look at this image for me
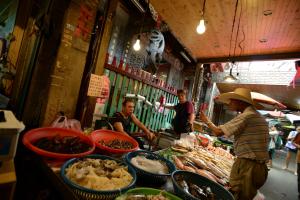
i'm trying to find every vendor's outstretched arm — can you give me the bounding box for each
[162,104,175,110]
[188,113,195,131]
[131,114,155,140]
[200,112,224,136]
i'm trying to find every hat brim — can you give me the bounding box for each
[217,92,254,105]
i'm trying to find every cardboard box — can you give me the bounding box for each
[0,110,25,161]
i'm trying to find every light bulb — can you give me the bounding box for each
[133,38,141,51]
[196,19,206,34]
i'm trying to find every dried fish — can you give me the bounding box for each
[176,175,217,200]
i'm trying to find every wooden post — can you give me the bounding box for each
[94,1,118,75]
[17,0,69,126]
[191,63,204,115]
[8,0,34,115]
[77,0,119,127]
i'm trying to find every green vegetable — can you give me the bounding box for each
[158,148,182,161]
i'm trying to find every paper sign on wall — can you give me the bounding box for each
[87,74,110,102]
[87,74,102,97]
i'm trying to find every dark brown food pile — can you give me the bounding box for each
[34,135,91,154]
[176,175,216,200]
[99,139,134,150]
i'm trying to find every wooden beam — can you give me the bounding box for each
[77,0,118,127]
[94,0,118,75]
[21,0,69,126]
[191,63,204,113]
[9,0,33,108]
[197,52,300,63]
[105,64,177,95]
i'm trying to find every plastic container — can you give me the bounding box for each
[171,170,234,200]
[91,130,139,154]
[61,154,136,200]
[0,110,25,161]
[115,187,182,200]
[22,127,95,159]
[124,150,176,184]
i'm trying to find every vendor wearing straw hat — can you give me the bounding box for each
[200,88,269,200]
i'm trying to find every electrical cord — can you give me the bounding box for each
[228,0,240,59]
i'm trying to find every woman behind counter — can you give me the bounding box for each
[162,89,195,135]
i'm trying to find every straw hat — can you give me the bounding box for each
[218,88,254,105]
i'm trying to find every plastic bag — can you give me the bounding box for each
[51,115,82,131]
[173,133,197,148]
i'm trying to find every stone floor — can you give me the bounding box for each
[260,149,298,200]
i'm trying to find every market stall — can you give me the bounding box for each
[102,54,179,133]
[20,126,234,200]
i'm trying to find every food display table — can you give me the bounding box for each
[36,155,175,200]
[18,128,234,200]
[29,155,80,200]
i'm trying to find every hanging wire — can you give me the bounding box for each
[138,1,148,34]
[228,0,239,58]
[238,27,246,56]
[224,0,240,82]
[233,0,243,57]
[233,0,243,78]
[237,0,246,56]
[202,0,207,16]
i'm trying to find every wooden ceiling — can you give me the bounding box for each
[151,0,300,62]
[217,83,300,110]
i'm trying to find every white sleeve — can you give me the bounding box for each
[287,131,295,139]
